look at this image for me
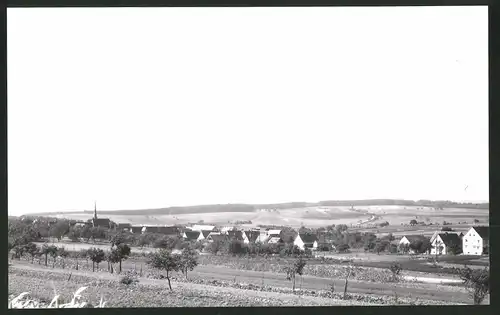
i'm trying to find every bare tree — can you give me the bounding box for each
[343,265,356,299]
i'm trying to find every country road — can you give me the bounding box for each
[9,259,480,304]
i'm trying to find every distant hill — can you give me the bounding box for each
[23,199,489,217]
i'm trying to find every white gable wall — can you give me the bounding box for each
[399,237,411,245]
[294,235,305,250]
[430,235,448,255]
[463,227,484,255]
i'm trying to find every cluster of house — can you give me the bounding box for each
[72,207,489,256]
[121,224,329,251]
[395,226,489,256]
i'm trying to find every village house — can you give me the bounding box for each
[244,230,260,244]
[183,230,203,241]
[116,223,132,231]
[197,230,213,241]
[73,221,89,228]
[207,233,229,243]
[267,236,284,244]
[227,230,246,242]
[190,225,216,232]
[220,226,237,234]
[430,232,462,255]
[266,229,283,244]
[430,231,464,244]
[92,218,112,229]
[130,226,144,234]
[90,202,112,229]
[294,233,319,251]
[398,235,429,254]
[316,234,334,251]
[257,228,270,243]
[462,226,489,255]
[141,226,180,237]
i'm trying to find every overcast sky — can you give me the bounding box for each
[8,7,488,215]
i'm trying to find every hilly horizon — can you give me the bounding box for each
[21,199,489,217]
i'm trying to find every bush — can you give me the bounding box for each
[336,244,350,253]
[120,275,139,285]
[389,263,402,282]
[459,266,489,305]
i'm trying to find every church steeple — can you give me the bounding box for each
[94,201,97,220]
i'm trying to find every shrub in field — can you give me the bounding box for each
[49,246,60,268]
[227,240,247,256]
[147,248,180,290]
[389,244,398,254]
[280,244,303,257]
[447,242,462,255]
[58,247,69,269]
[399,243,410,254]
[207,240,225,255]
[336,244,350,253]
[284,257,306,292]
[120,275,139,285]
[459,266,489,305]
[389,263,402,282]
[374,240,389,255]
[24,243,39,264]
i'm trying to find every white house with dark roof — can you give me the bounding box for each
[294,233,319,251]
[430,233,462,255]
[463,226,489,255]
[191,225,216,232]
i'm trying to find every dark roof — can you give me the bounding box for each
[403,235,428,243]
[117,223,132,228]
[245,230,260,243]
[438,233,461,246]
[267,236,284,243]
[472,226,489,239]
[130,226,144,233]
[299,233,318,244]
[201,230,212,238]
[146,226,179,235]
[184,230,201,240]
[209,234,228,242]
[93,218,111,227]
[228,230,244,241]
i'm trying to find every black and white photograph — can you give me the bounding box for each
[7,6,489,308]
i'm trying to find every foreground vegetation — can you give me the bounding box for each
[10,265,467,307]
[9,267,386,307]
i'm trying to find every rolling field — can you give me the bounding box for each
[49,205,489,229]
